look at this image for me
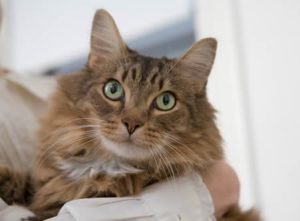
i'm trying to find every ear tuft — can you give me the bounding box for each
[174,38,217,90]
[89,9,127,65]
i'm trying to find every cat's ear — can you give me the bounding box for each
[174,38,217,90]
[89,9,128,66]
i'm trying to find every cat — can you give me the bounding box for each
[0,9,260,221]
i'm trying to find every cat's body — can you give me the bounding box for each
[0,9,259,221]
[29,52,222,219]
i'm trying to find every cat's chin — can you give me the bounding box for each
[100,136,158,160]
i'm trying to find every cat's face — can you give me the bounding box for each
[58,10,220,164]
[81,57,196,160]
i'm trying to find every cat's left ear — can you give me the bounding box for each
[174,38,217,91]
[88,9,128,67]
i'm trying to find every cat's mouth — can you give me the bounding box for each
[120,136,134,143]
[100,135,155,160]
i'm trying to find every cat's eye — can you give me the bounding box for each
[154,92,176,111]
[103,80,124,101]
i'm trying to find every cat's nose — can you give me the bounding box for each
[122,118,142,135]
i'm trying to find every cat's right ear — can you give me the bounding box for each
[88,9,128,67]
[173,38,217,91]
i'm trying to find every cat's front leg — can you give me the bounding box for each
[128,174,151,195]
[0,165,31,205]
[109,174,151,197]
[29,178,74,220]
[29,175,118,219]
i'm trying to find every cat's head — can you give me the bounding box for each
[57,10,222,166]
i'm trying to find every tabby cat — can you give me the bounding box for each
[0,9,259,221]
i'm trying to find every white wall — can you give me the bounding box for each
[1,0,191,73]
[195,0,300,220]
[239,0,300,220]
[0,0,10,66]
[195,0,258,209]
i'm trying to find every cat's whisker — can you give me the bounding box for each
[64,117,106,125]
[162,138,188,162]
[40,125,84,141]
[166,142,192,167]
[40,124,100,145]
[152,141,175,183]
[40,123,102,142]
[37,135,90,168]
[37,126,100,168]
[56,137,101,170]
[39,126,93,156]
[147,146,162,180]
[38,135,83,166]
[149,142,166,178]
[159,133,197,173]
[163,133,197,157]
[159,150,176,184]
[163,142,192,173]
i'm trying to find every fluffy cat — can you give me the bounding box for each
[0,9,259,221]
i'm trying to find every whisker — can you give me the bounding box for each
[163,133,196,156]
[152,141,174,183]
[37,125,101,168]
[147,147,162,180]
[40,123,101,142]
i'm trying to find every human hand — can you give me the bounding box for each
[202,161,240,218]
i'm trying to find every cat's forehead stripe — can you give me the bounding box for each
[120,58,169,86]
[121,67,128,82]
[131,67,136,80]
[159,78,164,90]
[150,73,158,84]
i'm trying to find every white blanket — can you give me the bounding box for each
[0,73,215,221]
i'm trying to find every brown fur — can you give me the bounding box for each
[0,9,260,221]
[0,166,33,205]
[219,207,261,221]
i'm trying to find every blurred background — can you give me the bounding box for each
[0,0,300,220]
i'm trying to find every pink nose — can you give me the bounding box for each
[122,119,141,135]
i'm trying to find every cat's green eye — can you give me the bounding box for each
[103,80,124,101]
[155,92,176,111]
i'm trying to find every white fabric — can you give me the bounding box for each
[0,73,56,172]
[0,199,34,220]
[47,174,215,221]
[0,73,215,221]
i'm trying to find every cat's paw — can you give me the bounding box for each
[111,174,149,197]
[0,166,16,204]
[0,165,26,204]
[130,175,150,195]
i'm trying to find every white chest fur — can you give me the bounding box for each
[58,157,142,180]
